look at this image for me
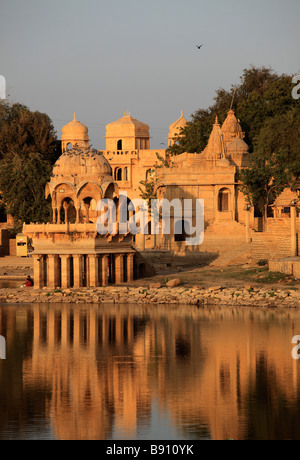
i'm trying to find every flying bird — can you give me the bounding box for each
[196,44,203,49]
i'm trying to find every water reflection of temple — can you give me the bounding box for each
[1,305,300,440]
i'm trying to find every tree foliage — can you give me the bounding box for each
[0,151,53,231]
[139,175,157,209]
[240,106,300,220]
[138,152,174,207]
[0,102,59,230]
[167,66,300,219]
[0,101,60,163]
[167,66,298,156]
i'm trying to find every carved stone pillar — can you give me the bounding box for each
[115,254,124,284]
[47,255,60,289]
[63,202,68,224]
[100,255,109,287]
[60,255,71,290]
[57,205,61,224]
[73,255,84,288]
[127,253,134,283]
[291,205,298,257]
[88,254,99,287]
[33,255,44,289]
[76,206,80,224]
[52,207,57,224]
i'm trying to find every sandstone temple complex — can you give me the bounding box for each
[22,108,300,288]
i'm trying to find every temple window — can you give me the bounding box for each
[117,140,123,151]
[115,168,122,181]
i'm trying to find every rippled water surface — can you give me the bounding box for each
[1,303,300,440]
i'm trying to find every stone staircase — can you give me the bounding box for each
[265,218,291,233]
[197,220,254,267]
[207,242,253,267]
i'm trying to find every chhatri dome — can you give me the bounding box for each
[50,147,112,186]
[61,113,90,152]
[168,111,188,146]
[46,147,116,224]
[105,112,150,151]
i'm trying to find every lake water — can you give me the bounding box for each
[1,302,300,440]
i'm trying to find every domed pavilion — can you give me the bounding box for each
[105,111,150,151]
[61,113,90,152]
[23,146,136,290]
[46,147,115,224]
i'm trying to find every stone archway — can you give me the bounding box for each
[79,197,98,223]
[60,198,76,223]
[114,167,123,181]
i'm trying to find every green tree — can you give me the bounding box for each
[167,66,298,156]
[165,66,300,224]
[0,151,53,231]
[240,107,300,224]
[0,102,59,231]
[138,152,173,205]
[0,101,60,163]
[139,174,157,207]
[167,109,214,156]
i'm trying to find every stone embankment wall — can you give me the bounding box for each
[251,233,292,262]
[1,284,300,308]
[269,258,300,278]
[250,218,300,262]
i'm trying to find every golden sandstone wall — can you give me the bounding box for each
[101,148,166,202]
[61,110,251,231]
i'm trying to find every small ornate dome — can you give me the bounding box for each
[227,137,249,155]
[169,111,188,132]
[61,113,89,151]
[62,113,89,138]
[168,111,188,146]
[217,157,231,168]
[51,147,112,184]
[106,112,150,137]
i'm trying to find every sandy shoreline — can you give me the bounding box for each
[0,256,299,308]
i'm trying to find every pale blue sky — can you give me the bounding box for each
[1,0,299,149]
